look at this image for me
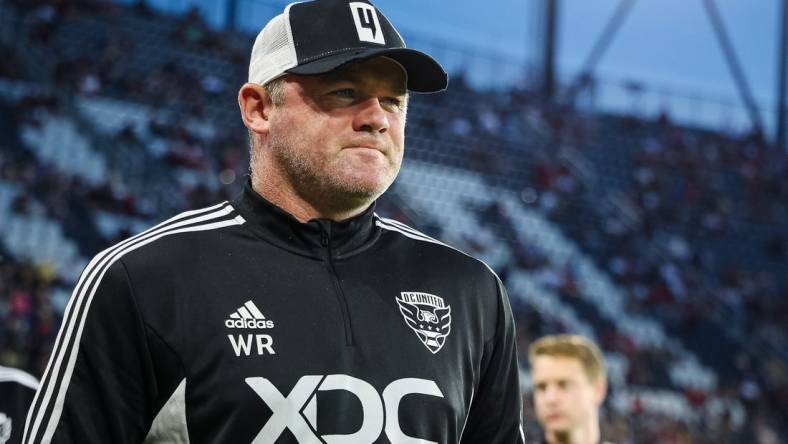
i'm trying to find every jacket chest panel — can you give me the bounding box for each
[167,256,475,443]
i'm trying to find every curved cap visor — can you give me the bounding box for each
[286,47,448,93]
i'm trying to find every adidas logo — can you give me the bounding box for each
[225,300,275,329]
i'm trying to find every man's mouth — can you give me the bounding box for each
[545,412,565,422]
[344,139,387,153]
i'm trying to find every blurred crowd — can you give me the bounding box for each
[411,57,787,441]
[0,247,58,376]
[0,1,785,442]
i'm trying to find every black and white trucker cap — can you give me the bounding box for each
[248,0,448,93]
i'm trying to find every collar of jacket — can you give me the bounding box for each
[231,180,380,259]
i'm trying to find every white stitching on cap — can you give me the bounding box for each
[299,47,389,63]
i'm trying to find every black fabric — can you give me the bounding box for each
[288,47,449,93]
[232,181,379,258]
[289,0,404,55]
[25,186,523,443]
[0,373,37,444]
[286,0,448,93]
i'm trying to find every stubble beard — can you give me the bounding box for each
[266,128,400,216]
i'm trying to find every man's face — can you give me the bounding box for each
[261,56,408,212]
[531,355,605,438]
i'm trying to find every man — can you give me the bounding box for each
[0,365,39,444]
[528,335,612,444]
[24,0,524,442]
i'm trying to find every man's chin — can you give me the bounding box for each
[335,173,395,198]
[346,187,387,207]
[548,429,572,444]
[543,418,572,435]
[322,180,386,206]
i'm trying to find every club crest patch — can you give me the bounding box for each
[396,292,451,354]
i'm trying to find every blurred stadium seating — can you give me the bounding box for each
[0,0,785,442]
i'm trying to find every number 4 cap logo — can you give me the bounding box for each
[349,2,386,45]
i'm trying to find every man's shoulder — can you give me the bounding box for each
[76,201,248,320]
[98,201,245,264]
[374,215,499,281]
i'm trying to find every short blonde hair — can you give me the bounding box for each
[263,77,287,106]
[528,334,606,382]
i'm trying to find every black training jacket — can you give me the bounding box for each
[23,183,524,444]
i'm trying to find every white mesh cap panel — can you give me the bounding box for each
[248,6,298,85]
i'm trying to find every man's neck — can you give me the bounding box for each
[251,174,368,223]
[545,423,600,444]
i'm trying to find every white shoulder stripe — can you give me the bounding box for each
[376,219,444,245]
[375,218,446,245]
[0,367,39,390]
[374,215,441,243]
[25,203,242,444]
[375,216,502,283]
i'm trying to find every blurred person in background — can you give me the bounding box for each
[529,334,613,444]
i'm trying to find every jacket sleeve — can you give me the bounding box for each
[460,275,525,444]
[23,259,179,444]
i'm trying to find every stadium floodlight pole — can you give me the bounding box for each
[702,0,765,135]
[225,0,238,31]
[571,0,637,92]
[542,0,559,101]
[777,0,788,151]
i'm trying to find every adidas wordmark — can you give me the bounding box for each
[225,301,275,329]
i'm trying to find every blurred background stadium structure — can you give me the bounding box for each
[0,0,786,442]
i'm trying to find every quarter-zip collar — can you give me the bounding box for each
[232,180,380,258]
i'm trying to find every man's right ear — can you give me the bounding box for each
[238,83,273,135]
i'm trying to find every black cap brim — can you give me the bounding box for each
[287,48,448,93]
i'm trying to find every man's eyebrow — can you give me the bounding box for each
[378,81,407,96]
[321,69,407,93]
[320,71,354,83]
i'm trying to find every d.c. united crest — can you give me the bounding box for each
[395,292,451,353]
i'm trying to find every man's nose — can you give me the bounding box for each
[352,98,389,134]
[543,385,561,404]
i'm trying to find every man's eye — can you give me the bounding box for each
[331,89,356,98]
[381,97,405,111]
[382,97,402,107]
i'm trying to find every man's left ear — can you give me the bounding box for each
[594,378,608,406]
